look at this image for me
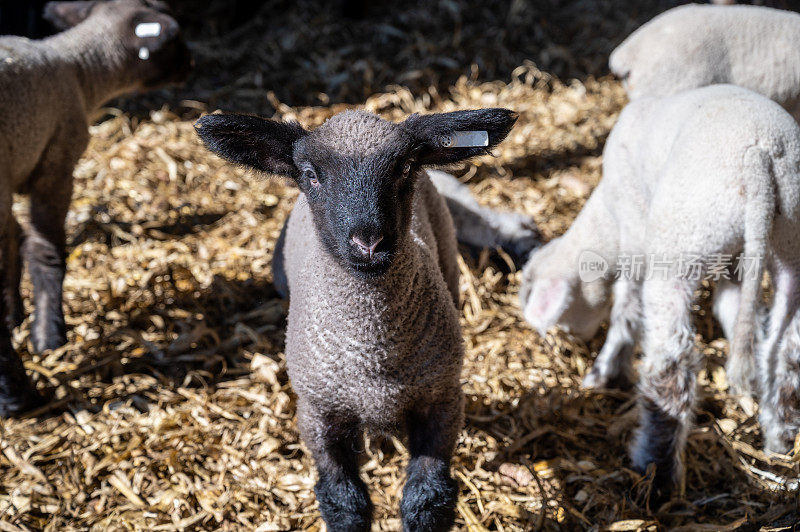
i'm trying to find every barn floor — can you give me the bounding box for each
[0,1,798,530]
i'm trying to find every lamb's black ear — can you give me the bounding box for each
[194,113,306,178]
[403,108,517,166]
[43,1,98,31]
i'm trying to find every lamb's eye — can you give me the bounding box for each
[304,167,320,188]
[402,160,413,176]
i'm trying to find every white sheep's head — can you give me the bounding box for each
[518,237,611,341]
[195,108,517,277]
[43,0,192,88]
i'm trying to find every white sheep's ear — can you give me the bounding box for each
[522,277,572,334]
[195,113,306,179]
[403,108,517,166]
[43,1,99,31]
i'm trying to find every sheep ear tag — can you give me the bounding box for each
[135,22,162,38]
[439,130,489,148]
[135,22,161,60]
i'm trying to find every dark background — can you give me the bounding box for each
[4,0,800,115]
[0,0,768,114]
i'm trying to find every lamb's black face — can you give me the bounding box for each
[292,118,417,277]
[195,107,518,278]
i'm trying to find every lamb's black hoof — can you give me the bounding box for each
[6,308,23,330]
[401,463,458,532]
[0,343,43,417]
[631,447,676,509]
[628,394,684,510]
[501,232,541,269]
[0,384,43,417]
[31,324,66,354]
[5,294,24,330]
[582,367,635,392]
[315,474,372,532]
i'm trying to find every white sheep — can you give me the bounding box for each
[610,3,800,120]
[197,108,517,531]
[519,84,800,495]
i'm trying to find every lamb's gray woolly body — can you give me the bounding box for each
[198,106,517,529]
[0,23,134,368]
[0,0,189,415]
[520,85,800,489]
[283,175,464,438]
[0,24,134,191]
[610,4,800,119]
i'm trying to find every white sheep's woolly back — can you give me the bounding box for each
[610,4,800,119]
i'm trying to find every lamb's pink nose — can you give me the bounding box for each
[351,235,383,259]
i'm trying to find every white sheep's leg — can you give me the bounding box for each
[713,276,741,344]
[631,274,701,498]
[401,393,464,532]
[712,275,759,394]
[297,402,372,532]
[758,259,800,454]
[427,170,540,265]
[583,279,640,391]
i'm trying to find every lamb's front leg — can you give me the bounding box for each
[26,186,70,353]
[0,330,39,416]
[583,279,640,391]
[299,404,372,532]
[401,395,463,532]
[0,198,41,415]
[631,276,700,498]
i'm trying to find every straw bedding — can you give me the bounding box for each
[0,1,797,530]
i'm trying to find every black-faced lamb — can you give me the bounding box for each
[196,108,517,531]
[270,168,540,297]
[0,0,191,415]
[610,4,800,120]
[519,85,800,495]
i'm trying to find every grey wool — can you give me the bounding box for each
[519,85,800,497]
[0,0,190,415]
[196,107,518,531]
[610,4,800,119]
[283,176,463,433]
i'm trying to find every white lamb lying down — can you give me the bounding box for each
[610,4,800,120]
[519,85,800,495]
[426,169,540,266]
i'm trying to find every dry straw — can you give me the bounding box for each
[0,66,796,531]
[1,0,798,528]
